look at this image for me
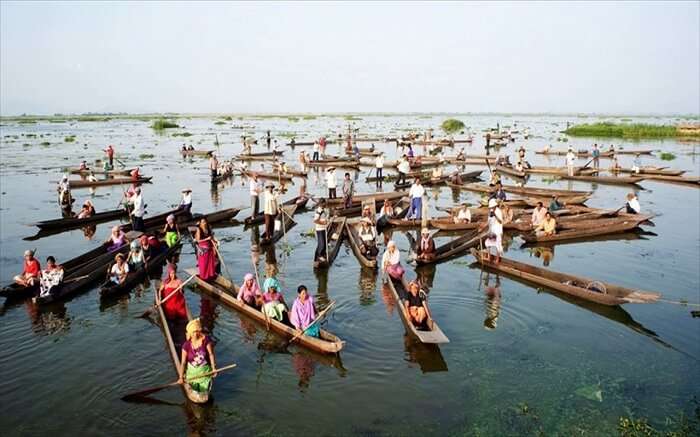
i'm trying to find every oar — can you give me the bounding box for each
[116,157,126,168]
[251,254,270,330]
[213,242,233,281]
[137,274,195,319]
[121,363,237,401]
[289,300,336,344]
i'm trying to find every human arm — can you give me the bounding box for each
[206,341,217,375]
[177,347,187,384]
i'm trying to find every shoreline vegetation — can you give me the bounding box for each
[564,122,700,139]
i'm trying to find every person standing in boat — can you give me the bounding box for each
[631,154,642,174]
[531,201,547,227]
[290,285,319,337]
[249,174,261,218]
[209,154,219,179]
[397,155,410,186]
[178,318,217,394]
[479,199,504,264]
[266,130,271,148]
[592,144,601,169]
[488,181,507,202]
[79,160,89,171]
[104,145,115,168]
[485,132,491,149]
[319,136,327,157]
[39,256,64,297]
[416,228,437,263]
[130,186,145,232]
[342,172,354,208]
[382,240,405,279]
[237,273,262,308]
[313,199,329,262]
[179,188,192,212]
[326,167,337,199]
[299,150,309,173]
[535,211,557,237]
[565,147,576,177]
[194,217,218,281]
[57,174,71,207]
[626,192,641,214]
[375,152,384,183]
[159,264,187,320]
[407,178,425,220]
[262,183,278,240]
[312,141,320,161]
[13,250,41,288]
[163,214,181,248]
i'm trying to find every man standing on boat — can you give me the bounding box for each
[480,198,504,264]
[312,141,320,161]
[407,178,425,220]
[249,174,261,217]
[342,172,354,208]
[179,188,192,212]
[130,186,145,232]
[375,152,384,184]
[592,144,600,169]
[326,167,337,199]
[397,155,410,186]
[313,199,329,262]
[565,147,576,176]
[209,153,219,179]
[262,183,278,240]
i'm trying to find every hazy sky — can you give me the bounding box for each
[1,1,698,115]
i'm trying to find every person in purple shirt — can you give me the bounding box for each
[290,285,319,337]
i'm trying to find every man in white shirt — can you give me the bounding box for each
[209,154,219,179]
[565,148,576,176]
[312,141,320,161]
[454,202,471,224]
[408,178,425,220]
[375,153,384,182]
[326,167,337,199]
[397,155,410,185]
[179,188,192,212]
[262,183,278,239]
[313,199,329,261]
[249,174,261,217]
[130,187,145,232]
[480,198,504,263]
[531,201,547,227]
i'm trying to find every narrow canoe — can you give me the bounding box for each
[239,151,284,157]
[271,164,308,178]
[120,207,191,233]
[68,168,134,176]
[34,208,129,231]
[559,174,645,185]
[641,174,700,187]
[535,149,654,157]
[414,229,487,266]
[260,204,298,246]
[181,149,214,157]
[155,282,211,403]
[244,196,309,225]
[520,215,651,243]
[67,176,153,189]
[494,165,526,179]
[469,249,660,305]
[188,271,345,354]
[211,170,234,184]
[524,166,598,176]
[307,159,360,168]
[345,220,378,269]
[323,191,403,207]
[455,182,591,198]
[242,170,294,182]
[313,217,347,268]
[383,274,449,344]
[614,167,685,177]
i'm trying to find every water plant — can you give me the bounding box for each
[344,115,362,121]
[659,152,676,161]
[139,153,155,159]
[64,136,76,142]
[214,121,226,125]
[150,119,179,130]
[441,118,465,134]
[564,122,695,139]
[287,116,299,122]
[172,132,193,137]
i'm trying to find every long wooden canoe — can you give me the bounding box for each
[211,169,234,184]
[155,281,211,403]
[469,249,660,306]
[260,204,297,246]
[614,167,685,176]
[345,220,378,268]
[120,207,191,233]
[313,217,347,268]
[67,176,153,189]
[307,158,360,168]
[244,196,309,225]
[383,274,449,344]
[34,208,129,231]
[188,271,345,354]
[100,243,181,298]
[414,229,487,266]
[524,166,598,176]
[494,165,526,179]
[641,174,700,187]
[559,174,645,185]
[535,149,654,157]
[181,149,214,157]
[455,182,591,198]
[68,168,134,176]
[242,170,294,182]
[323,191,403,207]
[520,215,651,243]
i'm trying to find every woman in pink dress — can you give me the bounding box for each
[194,217,218,281]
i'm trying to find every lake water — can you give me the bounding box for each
[0,114,698,436]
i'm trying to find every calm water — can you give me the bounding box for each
[0,114,698,436]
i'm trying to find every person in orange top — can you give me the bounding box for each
[104,145,115,167]
[14,250,41,287]
[159,264,187,321]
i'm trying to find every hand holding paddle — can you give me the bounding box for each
[137,274,195,319]
[289,300,336,344]
[121,363,237,401]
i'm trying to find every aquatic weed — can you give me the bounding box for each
[150,119,179,130]
[442,118,465,134]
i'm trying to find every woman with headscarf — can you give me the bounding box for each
[194,217,218,281]
[108,253,129,285]
[77,200,95,219]
[261,277,287,321]
[162,214,181,248]
[105,226,128,252]
[159,263,187,321]
[237,273,261,308]
[126,240,145,270]
[416,228,436,262]
[290,285,319,337]
[382,240,404,279]
[178,318,217,394]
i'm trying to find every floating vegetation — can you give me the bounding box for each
[214,121,226,125]
[659,152,676,161]
[75,116,111,122]
[222,116,232,121]
[40,142,50,146]
[441,118,465,134]
[172,132,192,137]
[64,136,76,142]
[48,119,66,123]
[24,133,36,138]
[139,153,155,159]
[344,115,363,121]
[278,132,296,138]
[564,122,696,139]
[287,116,299,122]
[150,119,179,130]
[18,120,36,124]
[302,115,317,120]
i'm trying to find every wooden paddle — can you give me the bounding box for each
[289,300,336,344]
[120,363,237,401]
[137,274,195,318]
[116,157,126,168]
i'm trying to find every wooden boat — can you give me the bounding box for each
[559,174,645,185]
[455,182,591,198]
[260,204,297,246]
[521,194,591,206]
[524,166,598,176]
[469,249,660,306]
[244,196,309,225]
[345,219,378,268]
[494,165,526,178]
[376,198,410,230]
[323,191,403,207]
[188,272,345,354]
[395,170,483,190]
[307,158,360,168]
[99,242,181,298]
[535,149,654,157]
[120,207,191,233]
[154,282,211,403]
[285,141,315,147]
[640,174,700,187]
[239,150,284,158]
[383,274,449,344]
[32,243,131,305]
[67,176,153,189]
[414,229,487,266]
[271,163,308,178]
[181,149,214,157]
[520,215,651,243]
[313,217,347,268]
[68,167,134,176]
[614,167,685,177]
[236,155,280,162]
[211,169,234,184]
[242,170,294,182]
[34,207,129,231]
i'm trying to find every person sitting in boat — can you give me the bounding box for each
[187,145,195,151]
[290,285,319,337]
[13,250,41,288]
[159,263,187,320]
[382,240,404,279]
[488,182,507,201]
[163,214,181,248]
[126,240,145,270]
[453,202,471,224]
[139,234,158,265]
[105,226,128,252]
[261,277,287,322]
[369,143,375,152]
[108,253,129,285]
[237,273,261,308]
[378,199,396,221]
[352,143,360,159]
[407,144,415,159]
[76,200,95,219]
[404,280,428,327]
[181,145,187,153]
[358,218,379,257]
[549,195,564,212]
[416,228,437,263]
[488,171,501,187]
[608,144,616,154]
[479,199,504,264]
[102,160,113,171]
[39,256,64,297]
[456,148,466,161]
[178,188,192,212]
[450,170,463,185]
[498,200,514,225]
[514,159,524,173]
[360,204,375,224]
[178,318,217,394]
[431,166,443,182]
[531,201,547,227]
[610,155,622,172]
[535,211,557,237]
[79,160,89,171]
[626,192,640,214]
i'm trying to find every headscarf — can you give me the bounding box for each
[263,277,281,293]
[130,240,140,250]
[237,273,261,300]
[140,235,149,246]
[166,214,175,223]
[186,318,202,340]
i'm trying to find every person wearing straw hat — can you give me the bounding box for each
[13,250,41,288]
[57,174,71,207]
[326,167,337,199]
[358,217,378,257]
[479,198,504,264]
[177,318,217,394]
[108,253,129,285]
[262,182,278,240]
[565,146,576,176]
[178,188,192,212]
[416,228,436,262]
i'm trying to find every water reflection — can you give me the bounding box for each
[313,266,330,307]
[358,267,378,305]
[26,301,71,336]
[528,246,555,266]
[403,336,448,373]
[482,272,502,331]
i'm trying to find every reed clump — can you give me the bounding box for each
[564,122,695,139]
[151,119,179,130]
[441,118,465,134]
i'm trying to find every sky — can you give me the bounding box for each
[1,1,698,116]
